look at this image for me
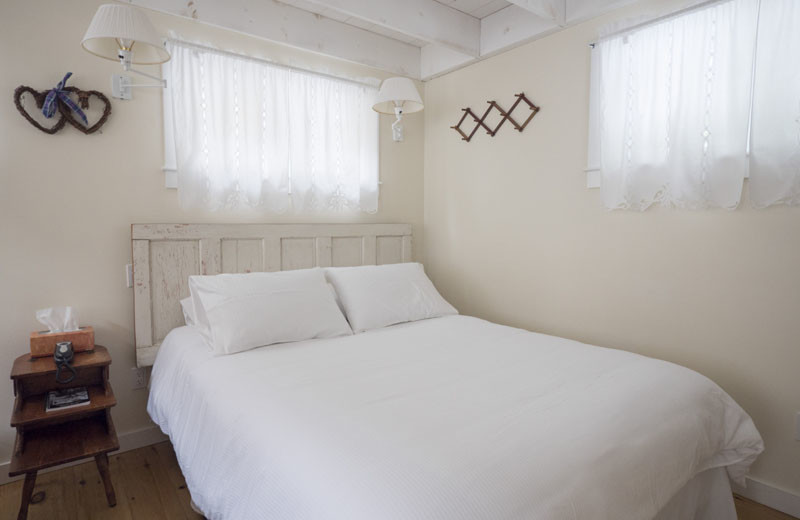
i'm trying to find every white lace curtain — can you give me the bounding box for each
[163,40,379,213]
[749,0,800,207]
[590,0,800,210]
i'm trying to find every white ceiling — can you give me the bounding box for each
[132,0,639,80]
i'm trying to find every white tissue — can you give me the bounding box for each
[36,306,79,333]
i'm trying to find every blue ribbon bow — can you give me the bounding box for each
[42,72,88,125]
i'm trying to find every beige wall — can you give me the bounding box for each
[424,0,800,496]
[0,0,424,467]
[3,0,798,500]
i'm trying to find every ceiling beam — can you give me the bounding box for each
[129,0,644,82]
[480,5,560,57]
[420,44,474,81]
[565,0,639,25]
[295,0,481,57]
[506,0,566,26]
[130,0,421,78]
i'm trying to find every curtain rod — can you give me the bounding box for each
[166,38,381,89]
[588,0,730,48]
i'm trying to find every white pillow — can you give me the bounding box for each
[325,263,457,333]
[328,283,347,317]
[189,268,352,355]
[180,297,196,326]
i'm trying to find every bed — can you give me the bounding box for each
[135,223,763,520]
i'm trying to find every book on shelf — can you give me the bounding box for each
[45,387,90,412]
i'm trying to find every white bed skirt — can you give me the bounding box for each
[187,467,736,520]
[654,467,736,520]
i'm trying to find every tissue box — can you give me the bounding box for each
[29,327,95,358]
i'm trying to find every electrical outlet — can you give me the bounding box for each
[125,264,133,288]
[796,412,800,441]
[132,367,147,390]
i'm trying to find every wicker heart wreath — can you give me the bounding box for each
[13,73,111,135]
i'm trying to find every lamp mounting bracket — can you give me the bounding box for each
[111,69,167,100]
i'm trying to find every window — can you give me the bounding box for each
[588,0,800,210]
[163,40,379,213]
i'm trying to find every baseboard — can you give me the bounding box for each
[733,476,800,518]
[0,424,168,486]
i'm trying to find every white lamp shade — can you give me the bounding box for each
[82,4,170,65]
[372,77,423,114]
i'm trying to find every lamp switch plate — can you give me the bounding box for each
[132,367,147,390]
[112,74,132,100]
[125,264,133,288]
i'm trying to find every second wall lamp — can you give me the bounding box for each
[372,77,423,142]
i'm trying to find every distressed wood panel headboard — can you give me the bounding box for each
[131,223,413,367]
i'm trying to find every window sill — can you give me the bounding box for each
[164,168,177,189]
[585,168,600,189]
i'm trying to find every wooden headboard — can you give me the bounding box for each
[131,223,413,367]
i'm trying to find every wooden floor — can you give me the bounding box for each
[0,442,202,520]
[0,441,795,519]
[735,494,799,520]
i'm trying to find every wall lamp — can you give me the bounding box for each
[372,77,424,142]
[81,4,170,100]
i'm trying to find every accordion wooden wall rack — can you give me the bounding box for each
[451,92,540,142]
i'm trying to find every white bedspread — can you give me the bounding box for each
[148,316,763,520]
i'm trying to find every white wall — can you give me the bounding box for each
[424,0,800,497]
[0,0,424,468]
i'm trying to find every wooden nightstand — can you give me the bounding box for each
[9,345,119,519]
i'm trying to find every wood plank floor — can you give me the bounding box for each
[0,442,202,520]
[0,441,795,519]
[735,494,799,520]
